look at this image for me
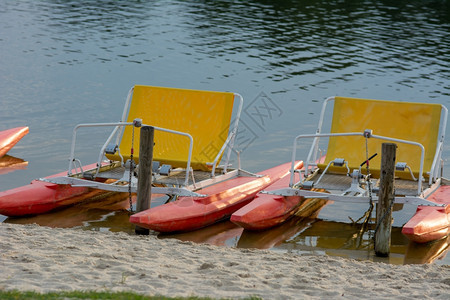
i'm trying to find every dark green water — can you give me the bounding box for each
[1,0,449,265]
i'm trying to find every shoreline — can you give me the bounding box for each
[1,223,449,299]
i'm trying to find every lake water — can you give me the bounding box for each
[1,0,449,265]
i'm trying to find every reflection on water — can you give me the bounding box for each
[404,236,449,265]
[237,214,319,249]
[1,0,449,265]
[4,192,132,229]
[162,216,448,265]
[160,220,243,247]
[0,155,28,175]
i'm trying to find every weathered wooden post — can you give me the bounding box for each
[135,125,154,235]
[375,143,396,257]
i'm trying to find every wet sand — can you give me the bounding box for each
[1,223,449,299]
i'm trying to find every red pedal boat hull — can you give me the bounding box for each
[402,185,450,243]
[129,162,298,233]
[0,163,109,217]
[0,126,29,158]
[230,161,305,230]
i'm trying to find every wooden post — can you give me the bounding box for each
[135,126,154,235]
[375,143,396,257]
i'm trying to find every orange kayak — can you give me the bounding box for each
[402,185,450,243]
[0,126,29,158]
[129,162,298,233]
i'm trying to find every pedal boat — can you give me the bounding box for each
[260,96,449,243]
[0,86,285,225]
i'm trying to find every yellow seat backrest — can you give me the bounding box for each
[319,97,442,179]
[106,85,235,171]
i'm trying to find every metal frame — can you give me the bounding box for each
[212,92,244,175]
[289,131,426,195]
[265,96,448,205]
[66,122,194,186]
[39,87,245,197]
[260,185,445,207]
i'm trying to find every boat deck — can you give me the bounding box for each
[85,164,233,187]
[309,173,419,196]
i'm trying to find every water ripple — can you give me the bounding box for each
[2,0,448,94]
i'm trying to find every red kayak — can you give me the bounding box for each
[129,162,297,232]
[0,163,123,217]
[402,185,450,243]
[0,126,29,158]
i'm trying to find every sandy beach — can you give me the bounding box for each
[1,223,449,299]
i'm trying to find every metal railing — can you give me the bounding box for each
[289,132,426,196]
